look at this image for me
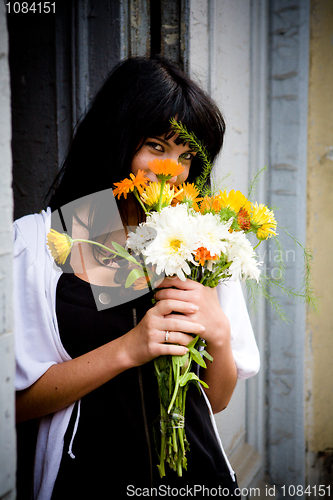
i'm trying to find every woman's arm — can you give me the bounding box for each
[154,277,238,414]
[16,298,204,423]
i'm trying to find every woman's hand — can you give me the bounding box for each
[154,277,229,348]
[121,296,205,368]
[154,277,238,413]
[16,286,204,423]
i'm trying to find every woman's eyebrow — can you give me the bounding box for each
[152,136,196,153]
[150,136,170,147]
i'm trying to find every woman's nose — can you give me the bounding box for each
[168,175,178,186]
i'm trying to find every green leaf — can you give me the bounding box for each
[202,350,213,363]
[170,118,213,196]
[125,268,146,288]
[111,241,139,265]
[179,372,209,389]
[186,335,199,350]
[189,348,207,369]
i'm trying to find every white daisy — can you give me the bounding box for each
[194,212,232,257]
[126,225,157,255]
[142,205,198,281]
[226,231,261,282]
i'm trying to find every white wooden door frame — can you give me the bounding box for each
[188,0,269,488]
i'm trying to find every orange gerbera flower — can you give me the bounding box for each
[199,196,213,214]
[148,158,185,180]
[210,195,224,213]
[173,182,202,209]
[194,247,219,266]
[113,170,149,199]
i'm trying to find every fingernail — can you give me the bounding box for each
[190,305,199,312]
[200,325,205,332]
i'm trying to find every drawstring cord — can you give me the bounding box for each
[68,399,81,459]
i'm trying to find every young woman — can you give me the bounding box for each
[14,56,260,499]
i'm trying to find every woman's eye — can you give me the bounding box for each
[146,141,164,152]
[179,152,194,162]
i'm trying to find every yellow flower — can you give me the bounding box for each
[47,229,73,265]
[251,202,277,239]
[113,170,149,199]
[141,182,177,210]
[148,158,185,180]
[173,182,202,209]
[218,189,252,213]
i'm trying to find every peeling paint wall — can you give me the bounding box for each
[0,3,16,499]
[306,0,333,485]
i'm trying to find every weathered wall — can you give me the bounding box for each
[266,0,309,488]
[306,0,333,485]
[0,4,16,499]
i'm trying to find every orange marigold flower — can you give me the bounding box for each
[113,170,149,199]
[194,247,219,266]
[113,177,135,199]
[47,229,73,265]
[148,158,185,180]
[132,274,154,290]
[130,169,149,194]
[237,207,251,231]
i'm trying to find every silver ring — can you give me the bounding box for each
[165,331,169,342]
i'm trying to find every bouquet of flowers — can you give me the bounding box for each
[113,162,275,477]
[47,119,316,478]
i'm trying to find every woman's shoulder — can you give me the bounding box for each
[13,208,52,261]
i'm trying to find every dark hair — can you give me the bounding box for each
[48,56,225,242]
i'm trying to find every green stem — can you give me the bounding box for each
[133,189,148,213]
[72,239,141,267]
[157,179,166,212]
[158,404,167,477]
[172,427,178,453]
[168,358,181,414]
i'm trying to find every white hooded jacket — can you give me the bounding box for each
[13,208,260,500]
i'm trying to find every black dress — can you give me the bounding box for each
[51,273,238,499]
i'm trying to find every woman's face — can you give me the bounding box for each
[131,134,197,186]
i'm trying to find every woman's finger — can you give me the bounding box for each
[161,330,197,346]
[163,316,205,336]
[156,276,198,290]
[154,298,198,316]
[155,287,191,303]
